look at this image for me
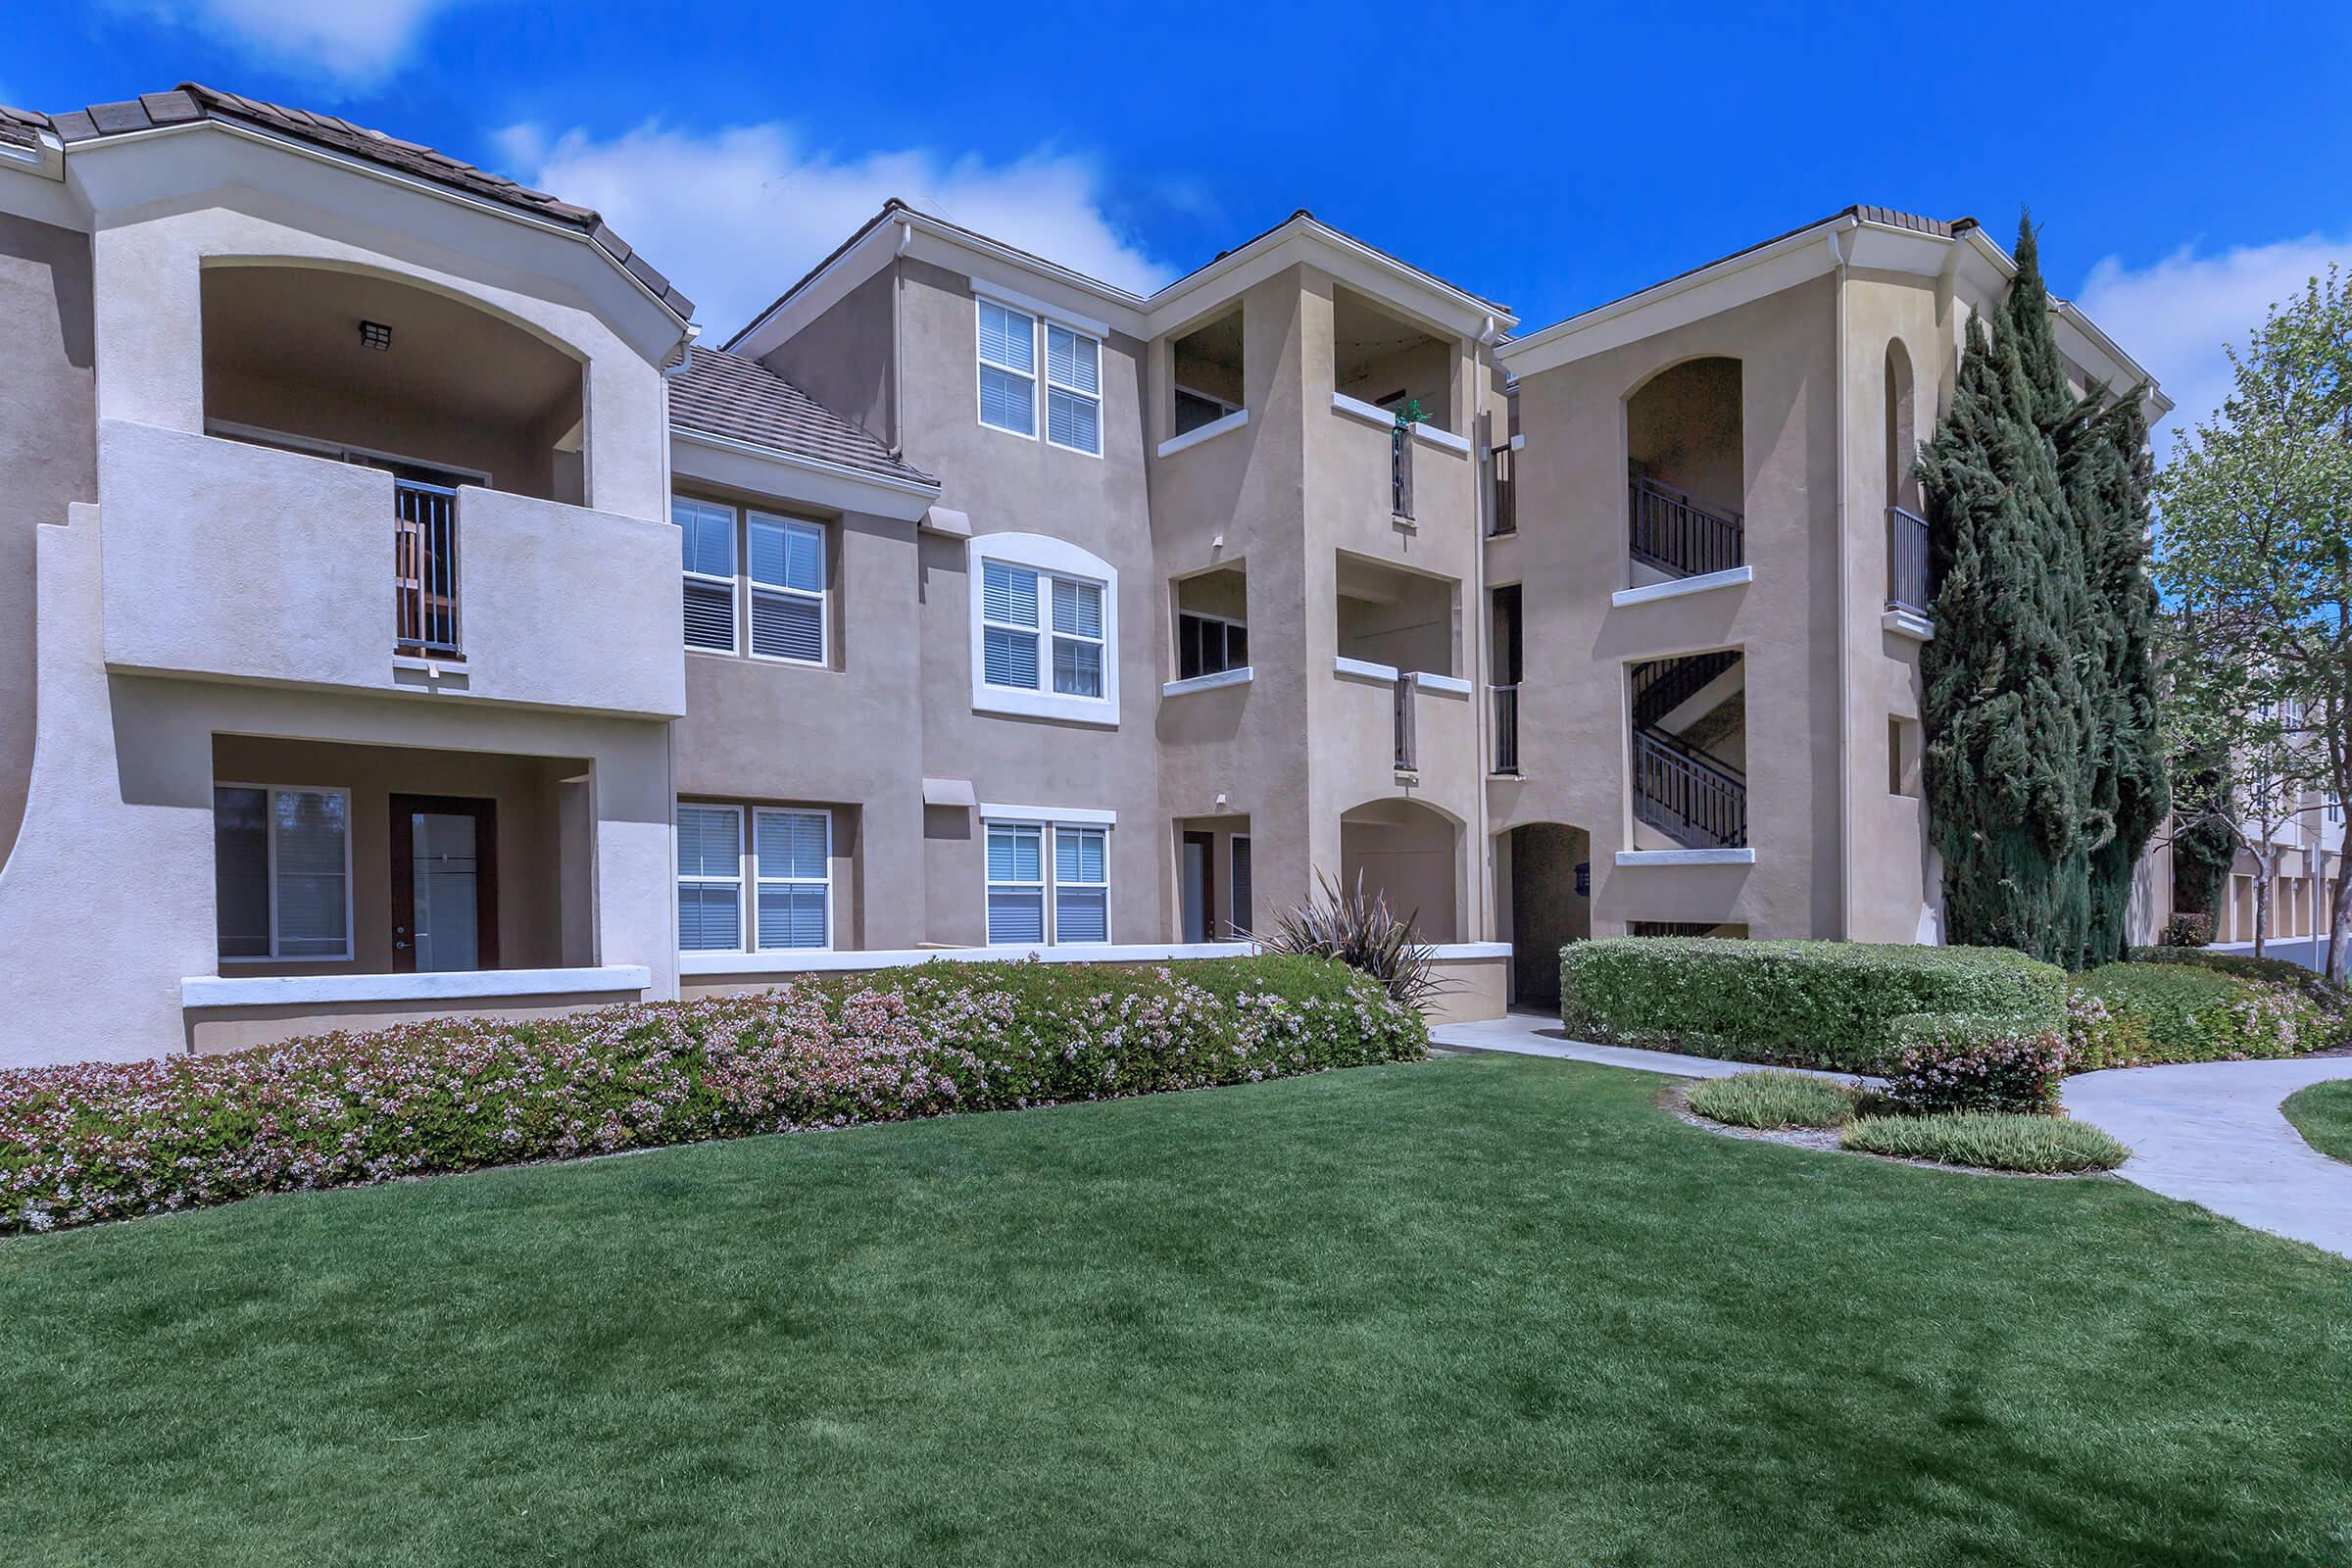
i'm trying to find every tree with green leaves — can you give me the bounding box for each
[2157,265,2352,977]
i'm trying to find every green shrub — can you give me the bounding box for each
[2075,963,2328,1063]
[1882,1014,2070,1114]
[2061,989,2150,1072]
[1841,1112,2130,1173]
[1685,1070,1858,1130]
[1,956,1426,1234]
[2280,1080,2352,1165]
[1558,939,2067,1073]
[2157,912,2214,948]
[2125,945,2352,1014]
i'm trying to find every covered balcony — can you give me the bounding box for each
[1626,357,1744,584]
[1325,287,1472,533]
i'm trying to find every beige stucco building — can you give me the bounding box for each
[0,87,2174,1068]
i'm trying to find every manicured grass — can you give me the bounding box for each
[2282,1078,2352,1164]
[1686,1068,1857,1129]
[3,1056,2349,1565]
[1841,1111,2132,1174]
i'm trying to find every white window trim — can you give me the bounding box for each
[1043,321,1104,460]
[216,781,356,964]
[676,496,742,657]
[966,532,1121,726]
[981,812,1115,947]
[751,806,834,952]
[1175,608,1249,683]
[745,512,829,667]
[976,296,1040,441]
[676,802,837,955]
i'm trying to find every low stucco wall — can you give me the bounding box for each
[1424,953,1508,1025]
[185,988,647,1055]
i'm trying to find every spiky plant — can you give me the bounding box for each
[1259,870,1446,1014]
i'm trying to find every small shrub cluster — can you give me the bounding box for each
[0,956,1425,1235]
[1882,1014,2071,1114]
[1685,1070,1858,1130]
[2158,912,2214,948]
[2073,963,2330,1064]
[1559,939,2067,1073]
[1841,1112,2130,1174]
[2126,945,2352,1012]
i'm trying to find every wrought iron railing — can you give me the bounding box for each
[1493,684,1520,774]
[1489,443,1516,536]
[1630,650,1740,730]
[1886,504,1931,616]
[1632,726,1746,850]
[394,479,461,656]
[1628,474,1743,578]
[1393,672,1417,771]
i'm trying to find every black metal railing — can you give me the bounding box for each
[1886,505,1931,616]
[394,479,461,656]
[1632,727,1747,850]
[1629,474,1743,578]
[1493,684,1520,774]
[1393,672,1417,771]
[1489,443,1517,536]
[1391,423,1415,520]
[1630,650,1740,730]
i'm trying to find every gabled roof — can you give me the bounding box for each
[668,346,936,489]
[0,84,693,322]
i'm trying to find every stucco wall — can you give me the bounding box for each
[0,212,94,867]
[757,265,899,451]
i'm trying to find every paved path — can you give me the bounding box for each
[1429,1012,1880,1087]
[2062,1057,2352,1256]
[1435,1011,2352,1258]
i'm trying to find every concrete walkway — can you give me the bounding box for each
[2062,1057,2352,1257]
[1435,1011,2352,1258]
[1429,1012,1880,1087]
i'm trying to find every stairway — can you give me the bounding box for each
[1628,654,1747,850]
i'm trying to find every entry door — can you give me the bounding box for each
[1180,832,1216,944]
[391,795,498,973]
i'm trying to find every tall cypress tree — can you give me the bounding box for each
[1920,211,2167,966]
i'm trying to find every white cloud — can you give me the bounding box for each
[2076,233,2352,448]
[124,0,465,89]
[496,120,1176,339]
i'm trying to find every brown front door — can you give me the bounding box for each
[390,794,498,974]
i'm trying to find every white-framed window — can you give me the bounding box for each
[1176,611,1248,680]
[675,496,739,653]
[747,514,826,664]
[214,783,352,962]
[983,814,1113,945]
[1045,322,1102,457]
[676,801,834,953]
[1174,384,1241,437]
[967,533,1120,724]
[977,298,1038,438]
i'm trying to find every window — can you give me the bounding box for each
[985,822,1046,944]
[675,497,738,652]
[1177,612,1249,680]
[1174,385,1241,437]
[1045,323,1102,456]
[748,514,826,664]
[1054,826,1109,941]
[977,299,1038,437]
[677,802,834,953]
[982,563,1103,698]
[967,534,1121,724]
[1229,835,1252,937]
[214,785,351,961]
[984,817,1112,945]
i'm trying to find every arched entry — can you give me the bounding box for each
[1497,822,1590,1007]
[1338,798,1460,943]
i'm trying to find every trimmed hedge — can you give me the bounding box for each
[2125,945,2352,1011]
[1883,1014,2070,1114]
[2073,963,2330,1063]
[0,956,1425,1235]
[1559,939,2067,1073]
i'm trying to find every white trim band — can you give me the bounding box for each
[1162,666,1253,697]
[1612,849,1757,867]
[181,965,654,1010]
[1334,655,1400,683]
[978,803,1118,825]
[1882,607,1935,641]
[1410,671,1472,696]
[1611,566,1753,608]
[682,942,1255,977]
[1156,408,1250,458]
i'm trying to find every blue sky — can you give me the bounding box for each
[12,0,2351,437]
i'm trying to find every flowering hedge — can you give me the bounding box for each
[2072,962,2334,1064]
[1883,1013,2071,1114]
[0,955,1424,1235]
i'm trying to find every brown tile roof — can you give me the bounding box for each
[0,84,691,321]
[668,346,936,489]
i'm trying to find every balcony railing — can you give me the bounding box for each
[1629,474,1743,579]
[1393,671,1417,771]
[1391,422,1415,520]
[1493,683,1520,774]
[1632,727,1747,850]
[394,478,461,657]
[1886,505,1931,616]
[1489,444,1517,536]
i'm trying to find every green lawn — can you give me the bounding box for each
[4,1055,2348,1567]
[2283,1078,2352,1163]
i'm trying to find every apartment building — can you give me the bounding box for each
[0,87,2167,1069]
